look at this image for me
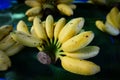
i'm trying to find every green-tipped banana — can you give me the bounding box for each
[10,31,43,47]
[61,31,94,52]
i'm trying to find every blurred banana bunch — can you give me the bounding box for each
[25,0,76,21]
[9,15,100,75]
[95,7,120,36]
[0,25,24,71]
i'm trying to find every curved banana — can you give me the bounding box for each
[33,17,48,41]
[60,56,100,75]
[95,20,106,32]
[57,3,73,16]
[0,50,11,71]
[5,42,24,56]
[61,31,94,52]
[58,17,85,44]
[54,17,66,44]
[10,31,43,47]
[25,0,41,7]
[59,46,100,59]
[0,34,16,50]
[16,20,30,34]
[0,25,13,40]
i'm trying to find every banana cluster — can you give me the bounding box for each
[95,7,120,36]
[25,0,76,21]
[10,15,100,75]
[0,25,24,71]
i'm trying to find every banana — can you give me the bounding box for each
[0,25,13,40]
[25,7,42,16]
[30,26,39,39]
[33,17,48,41]
[68,4,77,10]
[45,15,54,42]
[10,31,43,47]
[0,34,16,50]
[5,42,24,56]
[16,20,30,34]
[95,20,106,32]
[25,0,42,7]
[60,56,100,75]
[58,17,85,44]
[0,50,11,71]
[54,17,66,44]
[57,3,73,16]
[104,21,120,36]
[117,12,120,29]
[61,31,94,52]
[59,46,100,59]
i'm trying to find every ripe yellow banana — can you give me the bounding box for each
[25,7,42,16]
[45,15,54,42]
[58,17,85,44]
[25,0,41,7]
[5,42,24,56]
[0,25,13,40]
[10,31,43,47]
[16,20,30,34]
[95,20,106,32]
[54,17,66,44]
[104,21,120,36]
[0,34,16,50]
[60,56,100,75]
[0,50,11,71]
[33,17,48,41]
[61,31,94,52]
[30,26,39,39]
[60,46,100,59]
[57,3,73,16]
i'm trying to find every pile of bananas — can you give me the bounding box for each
[95,7,120,36]
[9,15,100,75]
[25,0,76,21]
[0,25,24,71]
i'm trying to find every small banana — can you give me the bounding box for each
[25,7,42,16]
[0,50,11,71]
[54,17,66,44]
[60,56,100,75]
[58,17,85,44]
[16,20,30,34]
[30,26,39,39]
[5,42,24,56]
[95,20,106,32]
[0,25,13,40]
[57,3,73,16]
[59,46,100,59]
[45,15,54,42]
[0,34,16,50]
[33,17,48,41]
[25,0,42,7]
[61,31,94,52]
[10,31,43,47]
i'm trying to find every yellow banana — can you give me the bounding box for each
[5,42,24,56]
[60,46,100,59]
[16,20,30,34]
[0,34,16,50]
[25,0,41,7]
[0,50,11,71]
[30,26,39,39]
[0,25,13,40]
[25,7,42,16]
[60,56,100,75]
[58,17,85,44]
[95,20,106,32]
[54,17,66,44]
[45,15,54,42]
[61,31,94,52]
[33,17,48,41]
[104,21,120,36]
[57,3,73,16]
[10,31,43,47]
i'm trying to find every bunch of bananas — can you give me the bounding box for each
[25,0,76,21]
[95,7,120,36]
[0,25,24,71]
[10,15,100,75]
